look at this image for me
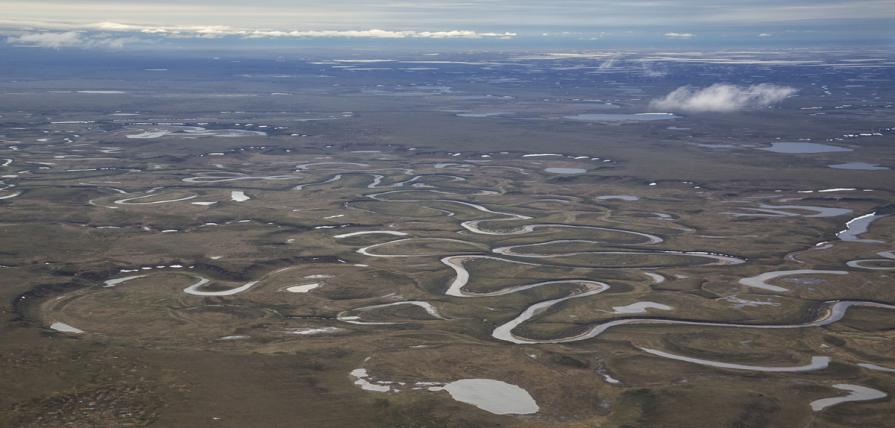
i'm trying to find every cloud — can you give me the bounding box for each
[640,62,667,77]
[758,33,772,37]
[6,31,82,48]
[243,29,516,39]
[664,32,694,39]
[5,31,136,48]
[2,21,517,45]
[598,56,618,69]
[2,0,891,31]
[649,84,797,112]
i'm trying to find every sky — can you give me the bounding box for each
[1,0,893,49]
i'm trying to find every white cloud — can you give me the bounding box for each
[2,21,517,43]
[664,32,694,39]
[6,31,82,48]
[5,31,137,48]
[649,84,797,112]
[244,29,516,39]
[758,33,772,37]
[598,56,618,69]
[640,62,667,77]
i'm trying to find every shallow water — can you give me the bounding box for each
[849,250,895,270]
[761,204,851,218]
[829,162,889,171]
[126,130,168,139]
[183,172,302,183]
[440,379,539,415]
[350,369,392,392]
[0,191,22,200]
[491,282,609,342]
[810,384,887,411]
[115,194,197,205]
[103,275,146,287]
[287,327,344,335]
[858,363,895,373]
[126,127,266,139]
[333,230,408,239]
[295,162,369,171]
[739,270,847,292]
[183,278,259,296]
[640,348,830,372]
[493,300,895,345]
[544,167,586,174]
[443,255,605,298]
[338,301,445,325]
[564,113,677,122]
[612,301,672,314]
[349,372,539,415]
[491,242,742,266]
[720,295,780,308]
[456,112,509,118]
[217,335,250,341]
[357,237,486,257]
[846,259,895,270]
[596,195,640,201]
[837,212,887,243]
[727,203,852,218]
[759,142,852,154]
[77,90,125,94]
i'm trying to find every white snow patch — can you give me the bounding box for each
[50,322,84,334]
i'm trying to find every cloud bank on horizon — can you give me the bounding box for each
[663,32,694,39]
[0,0,892,48]
[6,31,139,49]
[5,26,517,49]
[650,84,798,113]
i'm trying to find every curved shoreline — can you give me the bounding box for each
[811,384,888,411]
[491,300,895,344]
[114,193,197,205]
[333,230,409,239]
[365,189,664,241]
[739,270,848,292]
[727,203,852,218]
[357,238,489,258]
[838,212,888,243]
[183,278,260,296]
[338,301,445,325]
[639,348,831,372]
[493,241,744,266]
